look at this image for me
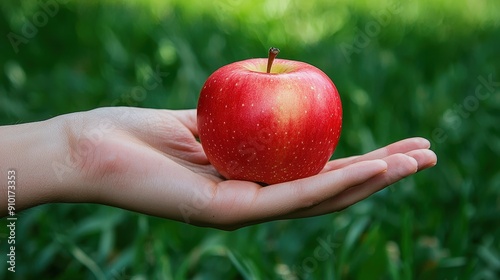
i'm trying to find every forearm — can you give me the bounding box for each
[0,116,81,216]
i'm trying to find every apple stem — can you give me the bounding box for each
[266,47,280,73]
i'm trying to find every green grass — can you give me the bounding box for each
[1,0,500,279]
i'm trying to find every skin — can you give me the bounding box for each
[0,107,437,230]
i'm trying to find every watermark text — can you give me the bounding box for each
[6,169,17,273]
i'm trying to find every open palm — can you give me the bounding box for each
[71,107,436,230]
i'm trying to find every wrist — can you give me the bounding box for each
[0,114,86,215]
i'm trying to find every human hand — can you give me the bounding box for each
[1,107,437,230]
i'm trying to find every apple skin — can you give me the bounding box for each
[197,58,342,185]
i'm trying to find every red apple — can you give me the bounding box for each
[197,48,342,184]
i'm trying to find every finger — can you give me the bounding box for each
[320,155,360,172]
[406,149,437,171]
[170,109,199,137]
[145,109,208,164]
[325,153,418,210]
[230,159,388,224]
[287,153,419,219]
[323,137,431,172]
[326,149,437,211]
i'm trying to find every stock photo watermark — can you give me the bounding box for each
[340,3,401,63]
[226,125,274,178]
[6,169,17,273]
[7,0,69,54]
[291,234,338,279]
[108,65,169,107]
[178,185,213,224]
[52,118,117,182]
[431,74,499,144]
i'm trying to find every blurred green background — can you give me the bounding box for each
[1,0,499,279]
